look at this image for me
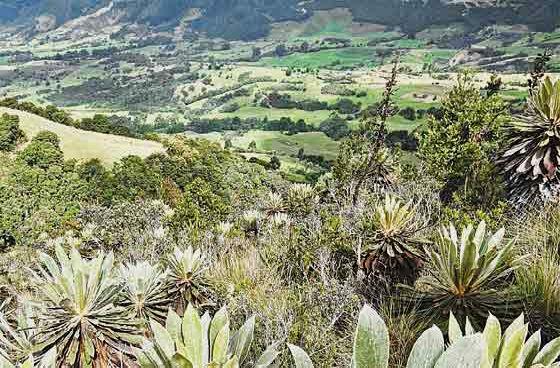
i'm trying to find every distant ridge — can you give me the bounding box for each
[0,0,558,41]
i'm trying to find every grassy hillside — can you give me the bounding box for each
[0,107,163,165]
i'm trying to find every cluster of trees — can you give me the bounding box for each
[0,98,142,139]
[180,116,314,135]
[248,155,282,171]
[297,148,333,169]
[262,92,362,115]
[321,83,358,96]
[399,106,442,121]
[319,114,351,140]
[45,47,121,62]
[0,127,272,248]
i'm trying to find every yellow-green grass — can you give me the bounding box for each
[260,47,379,69]
[178,130,325,181]
[241,152,310,170]
[241,152,321,182]
[60,61,108,88]
[387,115,423,131]
[401,49,457,66]
[182,129,339,160]
[12,38,128,58]
[346,115,422,132]
[209,105,333,126]
[501,89,528,101]
[206,86,429,131]
[298,8,353,38]
[0,107,163,165]
[269,8,394,41]
[181,131,224,143]
[66,106,130,120]
[233,130,339,160]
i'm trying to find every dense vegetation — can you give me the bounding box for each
[2,52,560,367]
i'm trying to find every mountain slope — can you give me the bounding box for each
[312,0,559,34]
[0,0,307,40]
[0,107,163,165]
[0,0,108,29]
[1,0,558,40]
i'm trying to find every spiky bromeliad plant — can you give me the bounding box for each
[119,261,171,325]
[166,246,211,313]
[32,245,140,367]
[289,304,560,368]
[0,302,41,363]
[240,210,262,236]
[404,221,521,322]
[136,304,280,368]
[500,76,560,200]
[286,184,318,217]
[359,195,426,284]
[0,350,56,368]
[261,192,285,218]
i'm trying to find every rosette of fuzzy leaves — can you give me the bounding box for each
[500,77,560,200]
[32,245,139,367]
[359,195,426,284]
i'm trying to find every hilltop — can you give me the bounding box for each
[0,106,163,165]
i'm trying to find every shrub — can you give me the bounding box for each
[398,106,416,121]
[319,115,350,140]
[111,155,161,202]
[404,221,521,323]
[268,155,281,171]
[418,71,506,220]
[32,130,59,146]
[0,113,25,152]
[17,132,63,169]
[173,177,231,230]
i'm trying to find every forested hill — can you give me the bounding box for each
[0,0,306,40]
[1,0,558,40]
[311,0,560,33]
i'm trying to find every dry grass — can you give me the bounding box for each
[1,107,163,165]
[513,203,560,322]
[378,298,431,367]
